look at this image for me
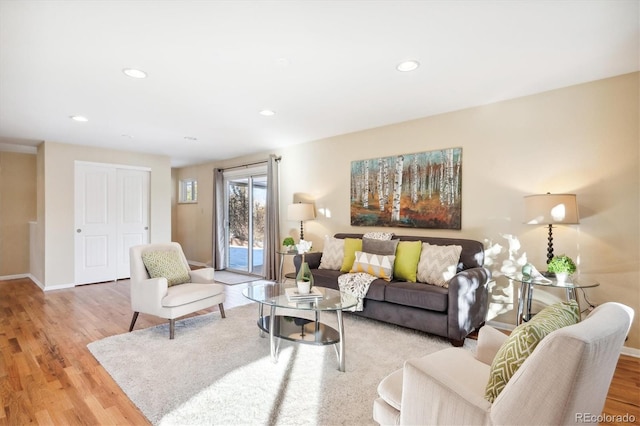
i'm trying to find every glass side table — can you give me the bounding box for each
[506,273,600,325]
[277,250,298,283]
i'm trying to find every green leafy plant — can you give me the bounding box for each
[282,237,295,247]
[547,255,577,275]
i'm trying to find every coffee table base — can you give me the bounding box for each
[257,306,346,371]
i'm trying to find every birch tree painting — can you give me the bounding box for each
[350,148,462,229]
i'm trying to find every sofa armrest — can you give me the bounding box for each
[476,325,508,365]
[293,252,323,271]
[130,276,168,315]
[190,267,215,283]
[447,267,491,343]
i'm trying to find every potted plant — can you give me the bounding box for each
[547,254,577,283]
[282,237,296,253]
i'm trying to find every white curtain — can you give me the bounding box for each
[264,154,281,280]
[213,168,226,270]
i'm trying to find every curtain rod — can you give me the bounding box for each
[220,155,281,172]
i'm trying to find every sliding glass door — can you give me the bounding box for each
[225,171,266,275]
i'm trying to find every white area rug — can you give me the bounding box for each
[88,304,476,425]
[214,270,263,285]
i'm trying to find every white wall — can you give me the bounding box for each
[39,141,172,289]
[175,73,639,349]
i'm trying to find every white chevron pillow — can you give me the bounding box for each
[318,236,345,270]
[416,243,462,287]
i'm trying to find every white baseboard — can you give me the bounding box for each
[620,346,640,358]
[0,273,30,280]
[41,281,75,291]
[29,274,45,290]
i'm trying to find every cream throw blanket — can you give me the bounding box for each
[338,272,377,311]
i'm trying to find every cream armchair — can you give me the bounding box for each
[129,242,226,339]
[373,302,633,425]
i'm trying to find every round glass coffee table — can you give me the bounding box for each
[242,282,357,372]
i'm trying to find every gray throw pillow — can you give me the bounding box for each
[362,238,399,256]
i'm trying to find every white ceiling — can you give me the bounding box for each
[0,1,638,167]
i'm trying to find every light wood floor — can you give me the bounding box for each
[0,277,638,425]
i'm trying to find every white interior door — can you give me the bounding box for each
[74,164,117,285]
[75,163,150,285]
[116,169,150,279]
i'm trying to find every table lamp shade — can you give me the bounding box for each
[287,203,315,222]
[524,194,579,225]
[287,203,315,240]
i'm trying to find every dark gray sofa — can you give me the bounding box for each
[294,233,491,346]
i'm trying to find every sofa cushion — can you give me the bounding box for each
[385,281,448,311]
[393,240,422,282]
[350,251,395,281]
[417,243,463,287]
[142,250,191,287]
[319,236,345,270]
[362,237,399,256]
[340,238,363,272]
[484,300,580,402]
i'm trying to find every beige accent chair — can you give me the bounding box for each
[129,242,226,339]
[373,302,633,425]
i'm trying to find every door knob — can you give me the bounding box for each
[144,226,149,230]
[76,229,82,233]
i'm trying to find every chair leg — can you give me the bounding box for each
[219,303,226,318]
[129,312,139,332]
[169,319,175,339]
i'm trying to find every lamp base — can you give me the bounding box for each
[546,224,554,264]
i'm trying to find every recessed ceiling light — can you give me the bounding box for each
[70,115,88,122]
[259,109,275,116]
[184,136,197,141]
[396,60,420,72]
[122,68,147,79]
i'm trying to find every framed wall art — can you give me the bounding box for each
[350,147,462,229]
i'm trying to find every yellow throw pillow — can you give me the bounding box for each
[393,240,422,282]
[340,238,363,272]
[142,250,191,287]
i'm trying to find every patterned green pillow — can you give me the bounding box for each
[484,300,580,402]
[142,250,191,287]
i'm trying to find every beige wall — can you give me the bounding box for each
[175,73,639,350]
[0,152,36,276]
[39,141,172,289]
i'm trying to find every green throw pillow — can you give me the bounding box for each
[393,240,422,282]
[142,250,191,287]
[340,238,363,272]
[484,300,580,402]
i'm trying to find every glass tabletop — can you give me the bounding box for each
[243,282,358,311]
[506,272,600,289]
